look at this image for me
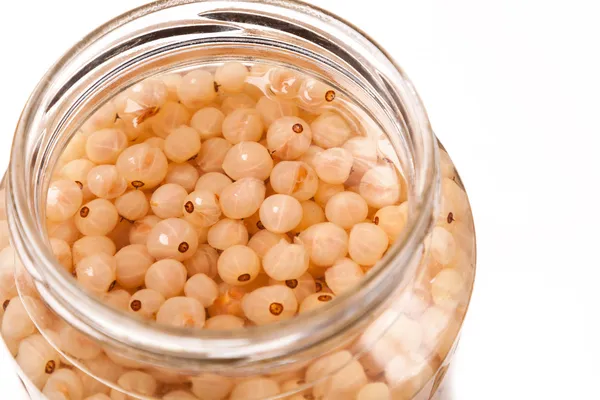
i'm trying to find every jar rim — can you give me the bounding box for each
[7,0,439,371]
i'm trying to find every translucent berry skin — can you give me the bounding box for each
[348,222,389,266]
[359,165,403,209]
[49,238,73,272]
[150,183,188,219]
[129,215,161,245]
[46,180,83,222]
[177,70,218,109]
[266,116,312,160]
[299,222,349,267]
[115,143,169,190]
[114,244,154,289]
[74,199,119,236]
[325,191,369,229]
[86,165,128,199]
[165,162,199,192]
[292,200,326,233]
[151,101,191,138]
[129,288,165,319]
[182,189,222,227]
[313,147,354,184]
[374,202,408,242]
[310,112,351,149]
[72,235,116,266]
[184,273,219,307]
[75,253,117,295]
[115,190,149,221]
[194,172,232,196]
[156,296,206,328]
[247,230,290,259]
[205,314,246,330]
[259,194,303,234]
[217,245,261,286]
[85,128,128,164]
[299,292,335,314]
[222,141,274,181]
[222,108,264,144]
[191,107,225,140]
[325,258,365,295]
[241,285,298,325]
[262,239,309,281]
[145,259,188,299]
[219,177,266,219]
[256,96,299,127]
[269,161,318,201]
[197,137,232,174]
[164,125,202,163]
[146,218,199,261]
[183,244,219,278]
[207,218,248,250]
[215,62,249,92]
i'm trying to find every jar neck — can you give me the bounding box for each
[7,0,439,373]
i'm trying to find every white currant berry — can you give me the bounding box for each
[259,194,303,234]
[72,235,116,266]
[146,218,198,261]
[177,70,218,109]
[164,125,201,163]
[191,107,225,140]
[145,259,188,299]
[242,285,298,325]
[219,178,265,219]
[197,137,232,174]
[215,62,249,92]
[310,112,351,149]
[217,245,261,286]
[46,180,83,222]
[298,222,348,267]
[348,222,389,266]
[165,162,199,192]
[156,296,206,328]
[222,141,273,181]
[207,218,248,250]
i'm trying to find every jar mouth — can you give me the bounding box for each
[7,0,438,371]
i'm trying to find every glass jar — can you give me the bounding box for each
[0,1,476,399]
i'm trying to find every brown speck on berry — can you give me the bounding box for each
[447,212,455,224]
[45,360,56,374]
[184,201,195,213]
[74,181,83,190]
[325,90,336,102]
[318,294,332,302]
[269,302,284,315]
[79,206,90,218]
[2,299,9,311]
[214,82,220,92]
[238,273,251,282]
[256,221,265,230]
[285,279,298,289]
[315,281,323,292]
[130,300,142,311]
[373,216,380,225]
[178,242,190,253]
[131,181,145,189]
[292,123,304,134]
[108,280,117,291]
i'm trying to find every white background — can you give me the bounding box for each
[1,0,599,399]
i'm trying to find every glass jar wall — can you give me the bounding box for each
[0,1,475,399]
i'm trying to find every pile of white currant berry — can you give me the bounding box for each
[45,62,406,329]
[0,61,472,400]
